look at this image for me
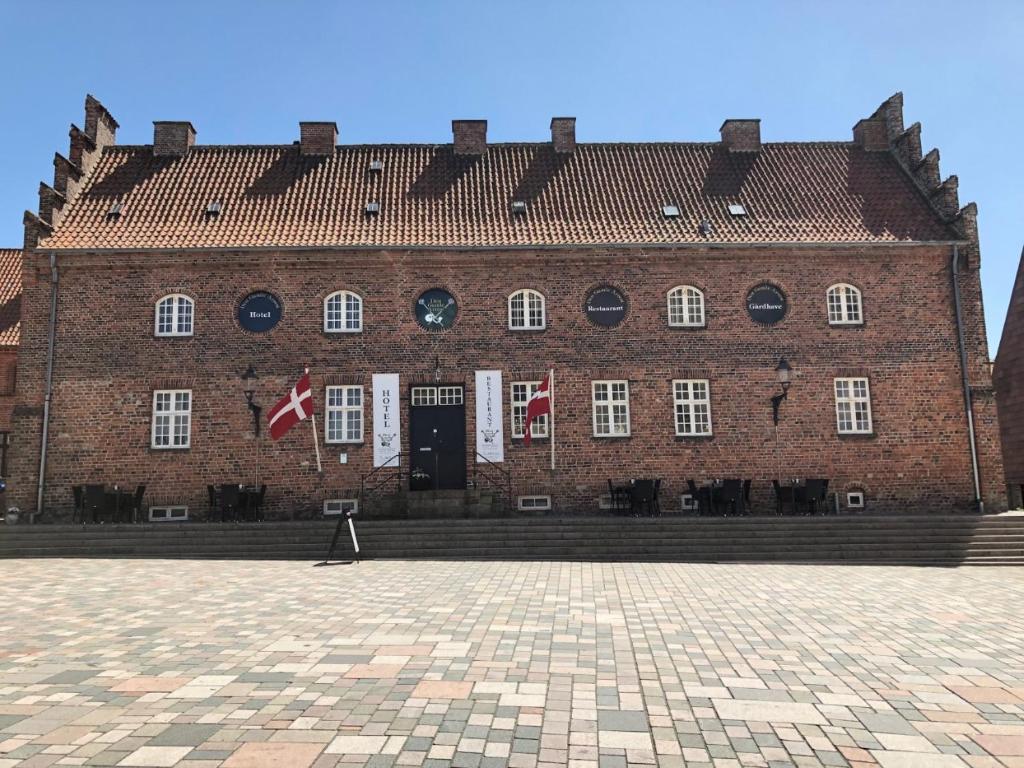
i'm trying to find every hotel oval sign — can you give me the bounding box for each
[238,291,283,333]
[585,286,628,328]
[746,283,787,326]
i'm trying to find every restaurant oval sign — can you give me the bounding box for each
[746,283,787,326]
[238,291,283,333]
[585,286,628,327]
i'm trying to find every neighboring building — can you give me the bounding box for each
[0,249,20,482]
[995,249,1024,509]
[8,93,1005,520]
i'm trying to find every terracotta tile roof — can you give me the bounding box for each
[0,249,21,346]
[39,142,958,250]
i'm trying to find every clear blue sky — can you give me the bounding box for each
[1,1,1021,351]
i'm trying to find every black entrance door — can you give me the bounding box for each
[409,385,467,491]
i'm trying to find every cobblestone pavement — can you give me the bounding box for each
[1,560,1023,768]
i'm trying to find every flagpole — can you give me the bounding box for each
[306,367,323,473]
[549,368,555,471]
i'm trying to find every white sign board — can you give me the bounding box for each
[372,373,401,467]
[475,370,504,463]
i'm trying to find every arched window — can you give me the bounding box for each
[508,289,546,330]
[324,291,363,333]
[667,286,705,327]
[155,294,194,337]
[827,284,863,325]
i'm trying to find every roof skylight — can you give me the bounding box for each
[365,201,380,215]
[728,203,747,217]
[662,204,681,218]
[106,200,123,220]
[205,200,222,216]
[511,201,527,215]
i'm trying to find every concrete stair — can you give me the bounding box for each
[2,515,1024,564]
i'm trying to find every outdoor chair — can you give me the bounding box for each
[83,484,108,524]
[71,485,85,524]
[252,484,267,521]
[718,479,744,516]
[804,479,829,515]
[130,485,146,524]
[652,479,662,516]
[219,484,241,522]
[207,485,218,519]
[630,479,658,517]
[607,480,630,516]
[772,480,795,516]
[742,479,752,514]
[686,479,710,516]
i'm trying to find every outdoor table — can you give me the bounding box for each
[239,485,263,521]
[103,485,135,523]
[776,479,805,516]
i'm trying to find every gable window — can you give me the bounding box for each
[324,291,363,333]
[508,289,546,330]
[155,295,194,337]
[151,390,191,449]
[592,380,630,436]
[326,385,363,443]
[834,378,873,434]
[673,379,712,436]
[511,381,549,439]
[827,284,863,325]
[667,286,705,327]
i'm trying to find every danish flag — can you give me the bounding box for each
[267,372,313,441]
[523,370,551,446]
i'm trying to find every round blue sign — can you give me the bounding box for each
[238,292,282,333]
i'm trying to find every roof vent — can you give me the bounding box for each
[662,204,681,218]
[106,200,123,220]
[205,200,222,217]
[511,200,527,215]
[369,160,383,172]
[698,220,714,237]
[727,203,747,217]
[365,201,380,215]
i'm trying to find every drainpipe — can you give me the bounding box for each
[951,245,984,514]
[36,252,58,518]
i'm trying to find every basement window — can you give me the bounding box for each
[680,494,698,512]
[149,505,188,522]
[846,491,865,509]
[727,203,747,217]
[365,201,380,215]
[324,499,358,516]
[662,204,681,218]
[517,495,552,511]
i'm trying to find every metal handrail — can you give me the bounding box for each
[359,453,408,501]
[473,452,513,512]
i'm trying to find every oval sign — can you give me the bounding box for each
[746,283,787,326]
[238,291,282,333]
[585,286,628,327]
[415,288,458,331]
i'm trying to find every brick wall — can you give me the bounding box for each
[995,253,1024,499]
[6,244,1006,520]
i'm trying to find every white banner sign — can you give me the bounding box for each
[372,374,401,467]
[475,370,504,463]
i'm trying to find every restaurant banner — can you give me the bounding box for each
[475,370,504,463]
[372,373,401,467]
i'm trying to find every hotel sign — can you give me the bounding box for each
[746,284,787,326]
[238,291,282,333]
[372,374,401,468]
[585,286,628,327]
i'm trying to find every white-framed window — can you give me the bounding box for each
[827,284,863,325]
[667,285,705,327]
[673,379,712,436]
[508,289,546,330]
[324,499,359,516]
[438,386,464,405]
[324,290,363,333]
[834,378,873,434]
[592,380,630,436]
[155,294,194,337]
[510,381,549,439]
[326,386,363,443]
[151,390,191,449]
[846,491,865,509]
[149,506,188,522]
[517,495,552,511]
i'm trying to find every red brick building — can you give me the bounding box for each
[8,93,1006,520]
[0,248,20,482]
[995,249,1024,509]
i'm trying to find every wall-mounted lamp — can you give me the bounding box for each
[771,357,792,426]
[241,365,261,436]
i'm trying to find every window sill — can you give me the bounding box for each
[512,437,550,444]
[507,327,547,333]
[828,322,864,328]
[592,434,632,440]
[668,324,707,330]
[674,434,714,441]
[326,441,365,446]
[150,446,191,452]
[837,432,876,440]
